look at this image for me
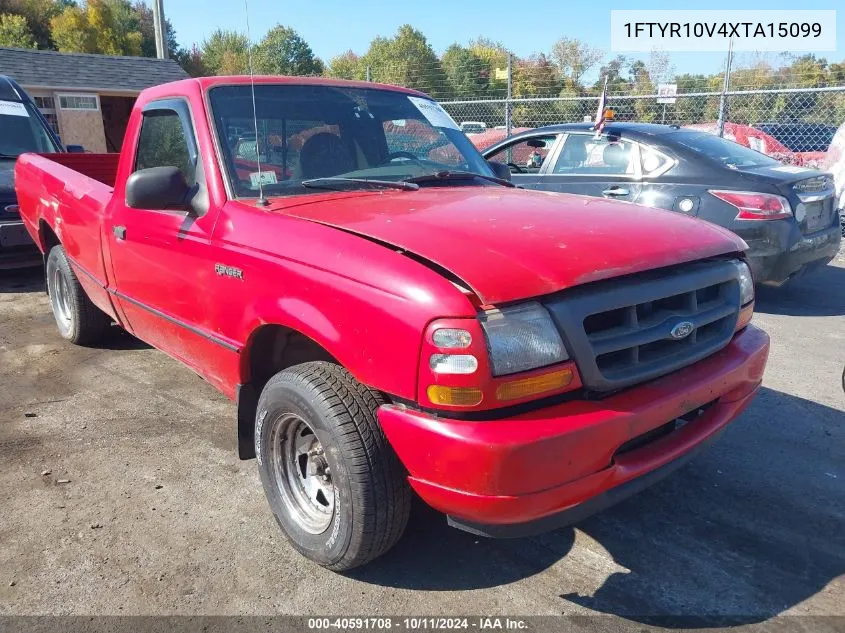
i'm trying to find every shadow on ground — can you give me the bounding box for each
[351,387,844,626]
[0,265,43,293]
[756,261,845,317]
[0,265,150,350]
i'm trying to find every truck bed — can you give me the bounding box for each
[15,152,120,315]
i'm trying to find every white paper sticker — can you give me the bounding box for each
[0,100,29,117]
[408,96,459,130]
[249,170,278,187]
[771,165,811,174]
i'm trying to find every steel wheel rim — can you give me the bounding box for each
[50,265,72,334]
[270,413,335,534]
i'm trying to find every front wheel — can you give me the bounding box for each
[46,246,110,345]
[255,362,411,571]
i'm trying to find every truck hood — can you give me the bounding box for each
[272,187,746,305]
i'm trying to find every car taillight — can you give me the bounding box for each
[709,190,792,220]
[419,317,581,411]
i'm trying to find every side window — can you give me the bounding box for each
[552,135,637,176]
[486,135,557,174]
[135,109,196,185]
[640,146,673,176]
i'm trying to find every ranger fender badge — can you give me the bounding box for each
[215,263,244,280]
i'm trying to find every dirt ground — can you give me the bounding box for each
[1,254,843,624]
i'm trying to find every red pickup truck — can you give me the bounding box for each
[16,76,769,571]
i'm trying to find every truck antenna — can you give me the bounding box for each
[244,0,268,207]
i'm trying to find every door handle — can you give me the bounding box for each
[602,187,630,196]
[113,225,126,240]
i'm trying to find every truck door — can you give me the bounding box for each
[107,99,230,373]
[538,133,642,202]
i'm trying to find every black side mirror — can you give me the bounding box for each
[487,160,512,182]
[126,166,191,211]
[66,144,85,153]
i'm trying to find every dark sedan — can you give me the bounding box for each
[480,123,841,286]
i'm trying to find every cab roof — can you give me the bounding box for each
[0,75,27,102]
[520,122,683,139]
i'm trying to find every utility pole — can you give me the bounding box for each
[152,0,168,59]
[505,53,512,137]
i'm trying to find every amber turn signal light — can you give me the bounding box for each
[426,385,483,407]
[736,302,754,332]
[495,367,574,402]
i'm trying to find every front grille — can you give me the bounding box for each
[545,261,741,392]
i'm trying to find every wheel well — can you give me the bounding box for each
[236,325,338,460]
[39,221,60,294]
[40,220,59,252]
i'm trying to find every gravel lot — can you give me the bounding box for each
[1,253,843,624]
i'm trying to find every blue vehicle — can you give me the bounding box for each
[0,75,83,268]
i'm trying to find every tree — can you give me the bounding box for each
[0,0,71,49]
[361,25,447,98]
[174,44,208,77]
[325,50,364,80]
[201,29,249,75]
[255,24,323,76]
[441,44,487,98]
[131,0,179,58]
[595,55,631,93]
[468,37,509,96]
[0,12,36,47]
[512,54,560,125]
[550,37,603,88]
[50,0,142,56]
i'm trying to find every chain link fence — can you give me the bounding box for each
[350,55,845,163]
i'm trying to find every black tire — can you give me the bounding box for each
[45,245,110,345]
[255,361,411,571]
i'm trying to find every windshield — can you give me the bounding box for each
[209,84,494,197]
[670,130,779,169]
[0,101,59,157]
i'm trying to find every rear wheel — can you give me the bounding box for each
[255,361,411,571]
[46,246,110,345]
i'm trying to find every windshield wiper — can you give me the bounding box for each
[0,153,20,159]
[301,177,419,192]
[403,170,515,188]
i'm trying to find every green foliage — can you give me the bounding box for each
[0,12,35,47]
[201,29,249,75]
[0,0,70,49]
[441,44,488,98]
[254,24,323,76]
[325,50,365,80]
[50,0,142,56]
[361,25,447,98]
[551,37,603,88]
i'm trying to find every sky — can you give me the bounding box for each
[162,0,844,80]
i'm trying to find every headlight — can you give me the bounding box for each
[732,260,754,305]
[479,302,568,376]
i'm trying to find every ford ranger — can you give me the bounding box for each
[15,76,770,570]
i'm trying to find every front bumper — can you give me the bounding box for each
[744,224,840,285]
[379,325,769,536]
[0,218,40,269]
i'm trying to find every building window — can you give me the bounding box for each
[33,96,55,109]
[31,92,60,136]
[58,94,100,111]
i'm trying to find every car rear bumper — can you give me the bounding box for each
[378,325,769,536]
[744,224,841,285]
[0,219,40,269]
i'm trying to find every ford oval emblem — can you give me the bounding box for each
[670,321,695,340]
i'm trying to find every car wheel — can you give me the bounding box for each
[46,245,110,345]
[255,361,411,571]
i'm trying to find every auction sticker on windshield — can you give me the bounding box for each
[408,96,459,130]
[0,100,29,117]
